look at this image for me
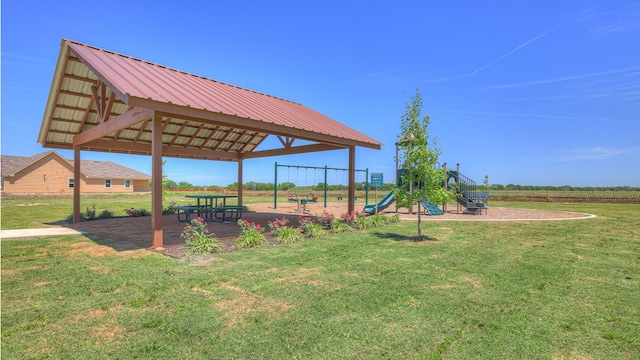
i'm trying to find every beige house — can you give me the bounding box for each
[1,151,150,195]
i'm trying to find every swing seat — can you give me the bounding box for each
[306,193,318,203]
[288,193,299,202]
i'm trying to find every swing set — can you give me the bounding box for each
[273,162,369,209]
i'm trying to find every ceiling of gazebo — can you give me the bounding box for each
[37,39,381,161]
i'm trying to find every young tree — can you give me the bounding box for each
[395,89,454,240]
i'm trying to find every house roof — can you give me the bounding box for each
[37,39,381,161]
[1,151,151,180]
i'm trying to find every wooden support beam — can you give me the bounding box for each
[243,143,345,159]
[348,146,356,214]
[73,146,81,223]
[277,136,295,147]
[237,155,244,206]
[73,108,154,146]
[151,114,164,248]
[80,139,241,161]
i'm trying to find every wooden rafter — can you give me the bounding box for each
[199,125,220,149]
[134,119,150,142]
[78,95,94,133]
[186,123,205,147]
[169,121,190,145]
[213,129,235,151]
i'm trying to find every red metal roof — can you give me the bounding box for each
[37,39,381,156]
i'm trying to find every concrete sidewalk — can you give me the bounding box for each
[1,228,87,240]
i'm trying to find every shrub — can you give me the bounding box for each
[268,217,303,243]
[235,219,266,248]
[124,207,150,217]
[340,211,356,226]
[298,216,327,238]
[388,213,401,223]
[317,211,335,229]
[275,227,303,243]
[180,217,221,254]
[305,222,327,238]
[330,220,352,233]
[84,203,97,220]
[369,214,388,227]
[162,201,177,215]
[98,209,114,218]
[354,213,372,230]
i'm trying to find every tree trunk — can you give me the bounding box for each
[417,200,422,241]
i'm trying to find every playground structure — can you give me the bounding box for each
[446,164,488,215]
[363,163,487,215]
[273,162,369,210]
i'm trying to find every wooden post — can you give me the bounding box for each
[237,155,243,206]
[348,146,356,214]
[73,146,81,223]
[151,113,163,248]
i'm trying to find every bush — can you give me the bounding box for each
[84,203,97,220]
[369,214,388,227]
[98,209,114,218]
[317,211,335,229]
[268,217,303,243]
[330,220,352,233]
[340,211,356,226]
[162,201,177,215]
[354,212,373,230]
[235,220,266,248]
[124,208,150,217]
[298,215,327,238]
[388,213,401,223]
[181,217,221,254]
[275,227,303,243]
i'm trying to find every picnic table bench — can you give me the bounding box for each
[212,205,247,223]
[175,205,200,222]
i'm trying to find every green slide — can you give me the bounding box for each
[363,190,395,215]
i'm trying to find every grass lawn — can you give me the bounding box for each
[1,198,639,359]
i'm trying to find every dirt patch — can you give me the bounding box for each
[193,282,293,329]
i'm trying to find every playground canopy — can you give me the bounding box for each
[37,39,382,248]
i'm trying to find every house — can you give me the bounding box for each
[1,151,151,195]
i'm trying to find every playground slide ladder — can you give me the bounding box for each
[448,171,487,215]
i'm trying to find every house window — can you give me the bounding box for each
[124,179,131,189]
[105,179,112,189]
[68,178,74,188]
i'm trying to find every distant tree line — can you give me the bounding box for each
[163,180,396,192]
[163,179,638,193]
[482,184,639,192]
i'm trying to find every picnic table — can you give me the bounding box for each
[177,194,246,222]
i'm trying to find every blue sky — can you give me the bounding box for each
[2,1,639,187]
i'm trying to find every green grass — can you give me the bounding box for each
[2,201,639,359]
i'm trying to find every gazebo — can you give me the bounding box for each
[38,39,382,248]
